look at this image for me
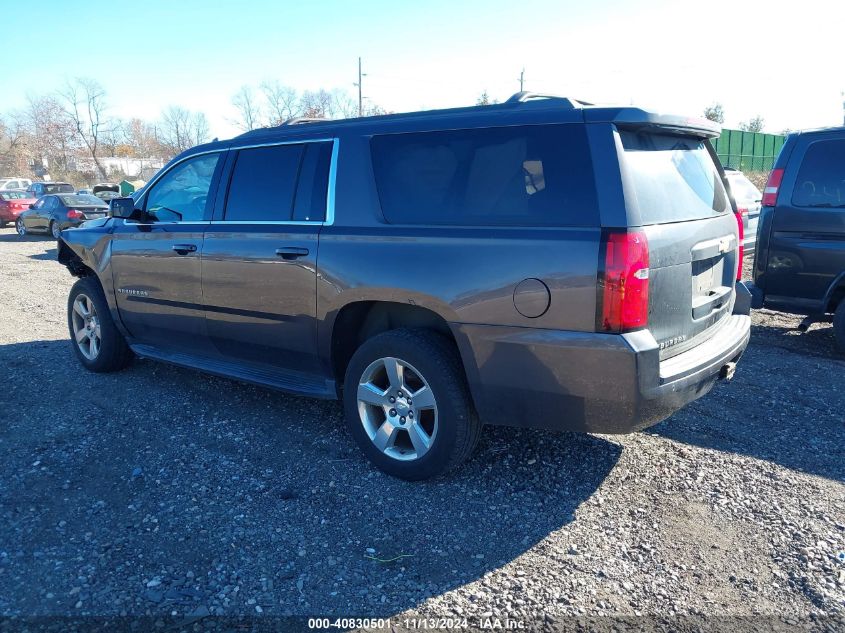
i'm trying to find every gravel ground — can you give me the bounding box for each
[0,230,843,625]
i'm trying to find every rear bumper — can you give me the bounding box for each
[0,210,23,222]
[453,283,752,434]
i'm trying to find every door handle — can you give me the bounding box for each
[275,247,309,260]
[172,243,197,254]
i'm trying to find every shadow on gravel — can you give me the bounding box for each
[0,339,621,616]
[0,232,52,243]
[28,247,57,261]
[650,322,845,482]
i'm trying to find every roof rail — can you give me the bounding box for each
[281,117,330,126]
[505,91,593,108]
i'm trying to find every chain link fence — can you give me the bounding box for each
[711,128,786,173]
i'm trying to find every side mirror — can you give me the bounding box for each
[109,197,139,219]
[28,203,34,209]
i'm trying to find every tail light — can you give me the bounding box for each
[762,168,784,206]
[598,230,649,332]
[734,210,744,281]
[67,209,85,220]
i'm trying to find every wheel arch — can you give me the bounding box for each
[327,300,480,405]
[822,270,845,313]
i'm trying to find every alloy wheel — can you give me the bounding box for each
[71,294,101,360]
[15,218,25,236]
[356,356,438,461]
[51,221,61,239]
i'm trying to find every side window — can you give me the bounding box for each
[292,142,332,222]
[32,198,44,209]
[792,139,845,208]
[370,125,598,226]
[145,153,221,222]
[224,144,303,222]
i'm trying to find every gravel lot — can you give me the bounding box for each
[0,229,843,625]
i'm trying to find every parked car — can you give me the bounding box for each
[724,168,762,255]
[57,93,751,479]
[95,190,121,202]
[26,182,75,198]
[0,177,32,191]
[751,127,845,351]
[16,193,109,239]
[93,183,120,201]
[0,191,37,227]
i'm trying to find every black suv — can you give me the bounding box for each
[57,93,751,480]
[751,127,845,351]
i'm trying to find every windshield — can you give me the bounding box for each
[0,192,28,200]
[620,131,729,224]
[59,194,107,207]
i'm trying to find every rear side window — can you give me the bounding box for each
[225,144,303,222]
[370,124,598,226]
[620,131,729,224]
[292,142,332,222]
[791,139,845,208]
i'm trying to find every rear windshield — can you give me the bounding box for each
[59,194,106,206]
[43,183,75,194]
[620,130,729,224]
[791,139,845,208]
[0,192,27,200]
[726,173,761,202]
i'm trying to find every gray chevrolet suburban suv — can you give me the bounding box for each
[57,93,751,480]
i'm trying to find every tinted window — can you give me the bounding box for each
[0,192,27,200]
[620,131,729,224]
[371,125,598,226]
[292,143,332,222]
[145,153,221,222]
[224,144,303,222]
[792,139,845,208]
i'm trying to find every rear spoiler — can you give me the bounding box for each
[584,107,721,139]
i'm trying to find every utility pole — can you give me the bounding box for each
[354,57,366,117]
[519,68,524,92]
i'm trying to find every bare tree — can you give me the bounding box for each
[0,112,31,175]
[24,95,78,176]
[59,78,110,179]
[260,80,300,125]
[232,85,262,131]
[332,89,358,119]
[158,106,210,157]
[299,89,335,119]
[476,90,492,106]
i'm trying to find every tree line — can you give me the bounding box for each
[0,77,387,187]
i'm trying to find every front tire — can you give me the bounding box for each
[15,217,26,236]
[67,276,133,372]
[834,298,845,353]
[343,328,481,480]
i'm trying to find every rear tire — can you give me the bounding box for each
[343,328,481,480]
[67,276,133,372]
[834,298,845,353]
[15,217,26,236]
[50,220,61,239]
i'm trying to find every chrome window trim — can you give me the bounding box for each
[137,137,339,226]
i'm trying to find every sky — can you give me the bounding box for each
[3,0,843,140]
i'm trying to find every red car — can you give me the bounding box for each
[0,191,36,227]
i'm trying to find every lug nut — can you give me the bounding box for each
[400,416,406,423]
[408,411,414,419]
[389,409,397,417]
[389,396,396,403]
[407,400,412,405]
[397,390,404,397]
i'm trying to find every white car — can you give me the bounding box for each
[0,177,32,192]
